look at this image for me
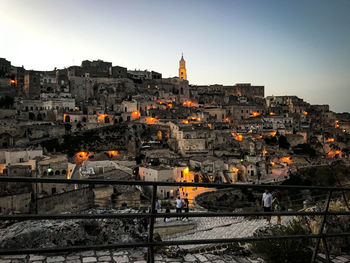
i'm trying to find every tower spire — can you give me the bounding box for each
[179,53,187,80]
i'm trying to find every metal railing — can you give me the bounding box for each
[1,177,350,263]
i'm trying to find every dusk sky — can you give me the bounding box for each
[1,0,349,112]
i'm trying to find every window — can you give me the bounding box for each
[19,158,24,163]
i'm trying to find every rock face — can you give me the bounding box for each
[0,209,148,249]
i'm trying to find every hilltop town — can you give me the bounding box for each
[0,55,349,215]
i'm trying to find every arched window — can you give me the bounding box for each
[55,170,60,175]
[61,170,67,175]
[49,171,54,176]
[43,171,47,176]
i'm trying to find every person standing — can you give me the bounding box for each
[272,191,282,225]
[182,194,189,221]
[261,189,273,223]
[175,196,182,220]
[164,207,171,222]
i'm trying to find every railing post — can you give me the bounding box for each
[311,190,332,263]
[147,184,157,263]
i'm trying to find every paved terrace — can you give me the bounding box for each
[0,249,264,263]
[1,215,350,262]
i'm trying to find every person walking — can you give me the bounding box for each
[182,194,189,221]
[154,197,161,213]
[272,191,282,225]
[175,196,182,220]
[261,188,273,223]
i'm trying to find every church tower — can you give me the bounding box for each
[179,53,187,80]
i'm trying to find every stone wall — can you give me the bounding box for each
[0,192,32,214]
[36,187,93,214]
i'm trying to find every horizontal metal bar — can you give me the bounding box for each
[1,211,350,221]
[1,232,350,255]
[1,177,350,191]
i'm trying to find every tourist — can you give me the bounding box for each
[154,197,161,213]
[182,194,189,221]
[175,196,183,220]
[261,188,273,223]
[272,191,282,225]
[164,207,171,223]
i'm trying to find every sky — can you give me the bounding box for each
[1,0,350,112]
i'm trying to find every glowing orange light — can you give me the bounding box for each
[269,112,276,115]
[263,150,268,156]
[282,157,291,163]
[157,130,162,140]
[335,150,341,155]
[107,150,118,156]
[232,133,243,141]
[207,123,212,129]
[98,114,108,122]
[303,111,308,115]
[182,120,189,124]
[146,117,158,124]
[197,118,201,121]
[10,80,16,84]
[335,124,340,128]
[184,167,189,175]
[131,110,140,120]
[225,117,230,122]
[270,161,275,166]
[251,112,260,117]
[258,135,263,139]
[342,129,346,133]
[232,167,239,173]
[270,132,276,136]
[327,138,334,142]
[335,120,339,123]
[182,100,196,107]
[79,152,87,158]
[168,103,173,109]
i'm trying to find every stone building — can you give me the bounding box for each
[139,165,184,199]
[81,59,112,78]
[0,58,11,77]
[23,71,41,98]
[111,66,127,78]
[36,155,73,196]
[169,122,214,156]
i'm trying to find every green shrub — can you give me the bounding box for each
[250,221,312,263]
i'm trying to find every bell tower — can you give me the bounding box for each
[179,53,187,80]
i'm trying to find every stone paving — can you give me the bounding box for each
[0,248,264,263]
[2,212,350,262]
[165,215,291,249]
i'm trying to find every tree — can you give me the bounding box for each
[251,221,312,263]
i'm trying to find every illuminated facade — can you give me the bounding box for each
[179,54,187,80]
